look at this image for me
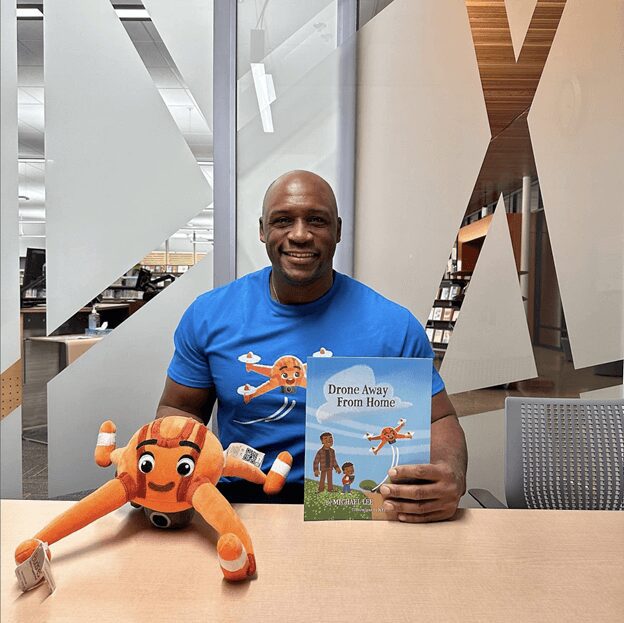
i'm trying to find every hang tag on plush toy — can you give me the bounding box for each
[224,443,265,469]
[15,540,56,594]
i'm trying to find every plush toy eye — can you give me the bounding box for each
[177,456,195,477]
[281,372,288,379]
[138,452,155,474]
[294,371,300,378]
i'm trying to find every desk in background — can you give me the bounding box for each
[1,501,622,622]
[26,335,103,368]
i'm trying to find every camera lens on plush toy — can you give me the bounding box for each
[144,507,195,529]
[149,512,172,529]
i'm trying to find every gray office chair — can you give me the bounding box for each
[469,397,624,510]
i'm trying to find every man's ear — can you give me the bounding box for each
[336,217,342,243]
[259,217,266,243]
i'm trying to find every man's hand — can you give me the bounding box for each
[334,465,342,474]
[379,461,464,523]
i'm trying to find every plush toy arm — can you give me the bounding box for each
[191,481,256,580]
[15,477,132,565]
[222,456,266,484]
[222,452,292,495]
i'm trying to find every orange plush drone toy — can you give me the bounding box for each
[15,416,292,582]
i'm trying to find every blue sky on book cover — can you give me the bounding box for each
[305,357,432,492]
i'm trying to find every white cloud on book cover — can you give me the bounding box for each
[313,365,412,423]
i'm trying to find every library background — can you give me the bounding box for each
[1,0,622,504]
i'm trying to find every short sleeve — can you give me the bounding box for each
[401,313,446,396]
[167,300,214,388]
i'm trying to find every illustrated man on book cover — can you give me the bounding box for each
[313,432,341,492]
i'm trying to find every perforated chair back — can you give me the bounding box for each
[505,397,624,510]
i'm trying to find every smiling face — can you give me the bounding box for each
[117,417,224,514]
[270,355,305,386]
[259,171,341,290]
[382,427,396,441]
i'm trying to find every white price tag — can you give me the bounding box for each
[15,541,56,594]
[224,443,265,469]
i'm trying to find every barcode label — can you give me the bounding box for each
[225,443,265,469]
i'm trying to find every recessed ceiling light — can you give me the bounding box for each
[16,8,43,18]
[114,8,150,20]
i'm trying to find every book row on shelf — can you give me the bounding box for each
[426,272,472,352]
[426,328,452,345]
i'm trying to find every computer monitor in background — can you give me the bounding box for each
[21,247,46,294]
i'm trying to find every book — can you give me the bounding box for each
[433,307,443,321]
[440,286,450,300]
[449,285,462,300]
[442,308,453,322]
[442,330,452,344]
[433,329,444,343]
[425,327,434,341]
[304,357,432,521]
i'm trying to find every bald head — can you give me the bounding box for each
[262,170,338,219]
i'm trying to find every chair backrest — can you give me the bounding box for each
[505,397,624,510]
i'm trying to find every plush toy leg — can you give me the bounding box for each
[263,451,292,495]
[15,478,130,564]
[94,420,116,467]
[191,482,256,581]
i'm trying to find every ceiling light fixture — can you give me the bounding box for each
[16,8,43,18]
[251,63,276,133]
[114,8,150,20]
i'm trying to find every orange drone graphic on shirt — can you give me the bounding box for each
[237,347,332,404]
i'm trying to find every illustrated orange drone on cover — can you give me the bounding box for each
[14,416,292,583]
[364,418,414,455]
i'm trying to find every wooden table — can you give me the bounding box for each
[1,501,622,622]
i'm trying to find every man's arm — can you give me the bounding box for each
[156,376,216,425]
[380,389,467,522]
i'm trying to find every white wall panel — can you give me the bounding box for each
[528,0,624,369]
[504,0,537,61]
[1,0,23,499]
[143,0,213,128]
[45,0,212,333]
[354,0,490,325]
[1,409,23,499]
[1,0,20,371]
[47,253,213,498]
[580,386,624,400]
[441,198,537,394]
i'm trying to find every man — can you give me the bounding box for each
[313,432,341,492]
[158,170,467,522]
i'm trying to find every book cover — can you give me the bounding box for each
[304,357,432,521]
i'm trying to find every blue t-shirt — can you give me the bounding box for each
[167,267,444,485]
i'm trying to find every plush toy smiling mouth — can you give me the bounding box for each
[148,481,175,492]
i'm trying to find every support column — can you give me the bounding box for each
[520,175,532,314]
[335,0,357,276]
[213,0,237,287]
